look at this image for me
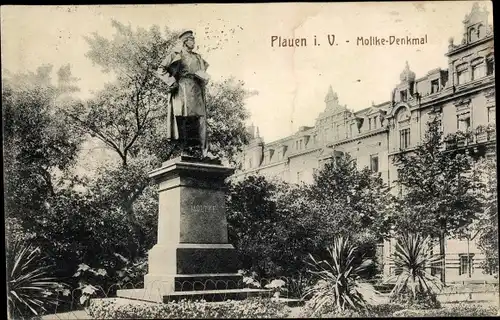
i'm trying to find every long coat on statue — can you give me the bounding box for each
[160,47,210,151]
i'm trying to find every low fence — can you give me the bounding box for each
[33,277,498,320]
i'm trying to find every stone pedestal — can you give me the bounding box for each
[117,156,269,302]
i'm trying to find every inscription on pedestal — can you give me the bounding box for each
[191,204,218,214]
[180,188,228,244]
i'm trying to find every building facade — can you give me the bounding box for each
[234,3,496,282]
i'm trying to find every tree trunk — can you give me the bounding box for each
[439,229,446,286]
[467,237,471,278]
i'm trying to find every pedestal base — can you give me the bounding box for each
[116,156,263,303]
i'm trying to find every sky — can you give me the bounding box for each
[1,1,494,143]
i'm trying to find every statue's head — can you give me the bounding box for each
[179,30,195,51]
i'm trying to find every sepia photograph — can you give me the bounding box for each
[2,1,498,319]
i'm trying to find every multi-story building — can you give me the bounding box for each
[234,3,496,282]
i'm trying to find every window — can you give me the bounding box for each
[336,124,341,139]
[431,79,439,93]
[487,58,495,76]
[457,70,468,85]
[456,63,470,85]
[373,116,378,129]
[436,119,442,133]
[429,247,439,276]
[400,90,408,102]
[459,254,474,276]
[368,118,372,130]
[400,128,410,149]
[488,107,496,123]
[457,115,471,131]
[299,139,303,150]
[370,154,379,172]
[296,171,303,183]
[472,64,485,80]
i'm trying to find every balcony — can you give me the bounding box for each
[443,125,496,156]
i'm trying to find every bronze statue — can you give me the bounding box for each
[157,30,210,158]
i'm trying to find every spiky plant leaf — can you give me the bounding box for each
[386,233,443,307]
[303,236,378,316]
[7,240,68,318]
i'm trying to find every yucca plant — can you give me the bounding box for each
[7,240,69,319]
[303,236,377,316]
[386,233,443,308]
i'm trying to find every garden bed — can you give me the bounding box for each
[86,297,291,319]
[299,302,498,318]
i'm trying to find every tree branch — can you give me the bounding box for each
[66,112,127,163]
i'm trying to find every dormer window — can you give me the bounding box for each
[468,26,476,42]
[400,90,408,102]
[265,149,274,164]
[477,24,484,38]
[431,79,439,93]
[278,145,288,160]
[349,123,356,138]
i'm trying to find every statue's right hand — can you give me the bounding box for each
[167,81,179,93]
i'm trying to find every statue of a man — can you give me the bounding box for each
[157,30,210,157]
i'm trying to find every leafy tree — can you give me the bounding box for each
[227,154,394,281]
[304,153,395,278]
[3,65,83,233]
[392,117,485,284]
[476,156,498,275]
[307,154,395,242]
[226,175,320,279]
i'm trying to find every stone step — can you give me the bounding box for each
[164,288,273,302]
[117,288,272,303]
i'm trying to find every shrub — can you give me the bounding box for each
[300,302,406,318]
[367,303,406,317]
[87,297,290,319]
[387,233,443,309]
[393,303,498,317]
[302,236,377,316]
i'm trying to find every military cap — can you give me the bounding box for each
[179,30,194,42]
